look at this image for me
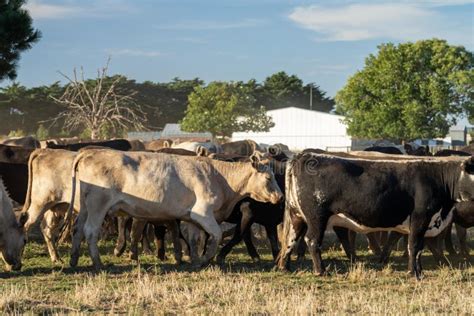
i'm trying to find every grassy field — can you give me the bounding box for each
[0,234,473,314]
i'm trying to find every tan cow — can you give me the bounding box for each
[0,178,27,271]
[67,149,283,269]
[145,139,173,151]
[22,149,78,263]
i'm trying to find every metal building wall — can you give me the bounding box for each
[232,107,351,151]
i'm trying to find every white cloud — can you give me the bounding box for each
[106,49,162,57]
[24,1,83,19]
[24,0,134,20]
[288,2,473,44]
[155,18,266,30]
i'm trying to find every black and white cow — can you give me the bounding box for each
[277,153,474,280]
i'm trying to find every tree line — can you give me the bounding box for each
[0,71,334,138]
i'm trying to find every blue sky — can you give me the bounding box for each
[7,0,474,97]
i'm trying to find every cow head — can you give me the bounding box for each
[458,157,474,201]
[0,208,27,272]
[245,154,283,204]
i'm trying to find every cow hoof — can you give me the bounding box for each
[216,256,225,266]
[129,253,138,261]
[251,256,261,263]
[157,254,167,261]
[92,264,103,272]
[51,257,64,264]
[70,256,79,268]
[114,248,124,257]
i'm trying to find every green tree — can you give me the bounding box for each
[181,81,274,138]
[262,71,334,112]
[336,39,474,141]
[0,0,41,81]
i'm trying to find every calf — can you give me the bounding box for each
[277,153,474,280]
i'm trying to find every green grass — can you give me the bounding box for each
[0,234,473,314]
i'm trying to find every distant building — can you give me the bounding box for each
[232,107,351,151]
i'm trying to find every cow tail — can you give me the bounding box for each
[21,149,41,214]
[277,159,297,262]
[59,152,82,239]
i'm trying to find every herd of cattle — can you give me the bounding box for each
[0,135,473,280]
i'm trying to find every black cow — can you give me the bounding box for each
[45,139,131,151]
[206,153,286,264]
[277,153,474,279]
[434,149,472,257]
[0,144,34,204]
[435,149,471,157]
[364,146,403,155]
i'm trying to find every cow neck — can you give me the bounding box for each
[208,159,254,197]
[433,160,462,201]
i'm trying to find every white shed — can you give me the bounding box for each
[232,107,351,151]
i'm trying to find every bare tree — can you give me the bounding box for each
[51,59,147,139]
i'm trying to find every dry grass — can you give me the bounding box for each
[0,236,473,314]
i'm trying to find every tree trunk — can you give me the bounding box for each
[91,129,99,140]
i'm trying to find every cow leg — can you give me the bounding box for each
[379,232,403,264]
[114,216,129,257]
[40,210,63,263]
[304,213,329,276]
[333,227,357,262]
[347,230,356,254]
[379,231,389,246]
[242,228,259,261]
[456,225,470,259]
[70,208,88,268]
[189,209,222,266]
[82,198,110,270]
[425,236,448,266]
[217,224,244,265]
[444,222,457,256]
[265,225,280,260]
[366,233,382,256]
[408,214,431,280]
[277,213,306,271]
[181,222,201,264]
[295,235,307,262]
[165,220,182,265]
[141,223,154,255]
[154,224,167,260]
[129,218,147,261]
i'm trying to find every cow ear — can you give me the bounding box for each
[250,154,260,170]
[196,146,209,157]
[463,157,474,174]
[18,212,28,228]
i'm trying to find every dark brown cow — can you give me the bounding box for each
[0,144,34,205]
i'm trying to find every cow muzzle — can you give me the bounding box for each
[270,192,284,204]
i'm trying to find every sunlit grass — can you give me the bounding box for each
[0,233,472,314]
